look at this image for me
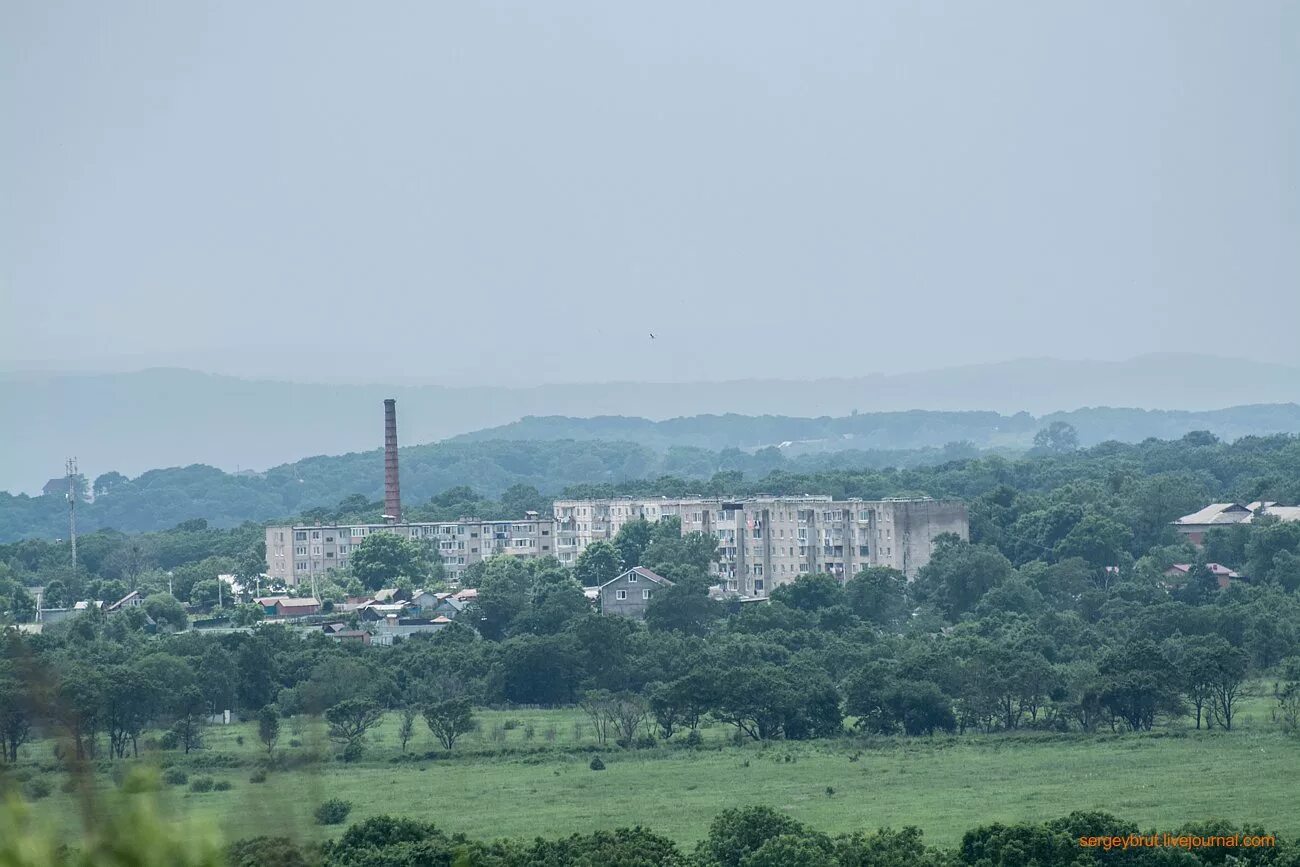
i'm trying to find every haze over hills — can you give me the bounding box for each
[4,352,1299,495]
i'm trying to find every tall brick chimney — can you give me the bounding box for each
[383,398,401,523]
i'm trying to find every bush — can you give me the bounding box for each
[502,719,523,731]
[227,837,312,867]
[685,729,704,748]
[22,778,52,800]
[162,768,189,786]
[236,735,245,746]
[119,769,162,793]
[635,734,658,749]
[589,756,605,771]
[60,777,78,794]
[158,730,180,750]
[289,739,302,748]
[189,777,215,793]
[314,798,353,825]
[249,769,268,784]
[340,741,364,763]
[214,781,233,792]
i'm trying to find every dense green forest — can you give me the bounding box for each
[6,414,1300,541]
[0,440,992,539]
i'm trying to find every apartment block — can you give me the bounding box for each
[552,496,968,596]
[265,511,555,587]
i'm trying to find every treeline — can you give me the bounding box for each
[230,806,1300,866]
[5,528,1300,769]
[4,428,1300,544]
[4,797,1297,867]
[0,440,989,539]
[452,403,1300,452]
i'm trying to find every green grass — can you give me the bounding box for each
[11,704,1300,849]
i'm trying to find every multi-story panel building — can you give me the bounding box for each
[265,511,555,587]
[552,496,967,596]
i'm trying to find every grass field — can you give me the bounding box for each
[11,698,1300,849]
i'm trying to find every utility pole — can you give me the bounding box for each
[66,457,78,577]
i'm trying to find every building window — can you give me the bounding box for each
[295,547,306,556]
[295,531,307,541]
[616,589,627,600]
[754,579,764,591]
[859,545,869,556]
[642,589,651,600]
[628,573,638,582]
[311,531,320,540]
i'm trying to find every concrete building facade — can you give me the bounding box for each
[265,512,555,587]
[553,495,968,596]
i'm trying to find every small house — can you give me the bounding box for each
[599,567,673,620]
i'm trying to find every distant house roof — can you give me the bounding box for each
[106,590,141,611]
[431,616,452,624]
[73,600,104,610]
[454,588,479,601]
[373,588,403,602]
[1167,563,1240,578]
[1173,504,1253,526]
[1174,502,1300,527]
[599,566,674,589]
[583,588,600,601]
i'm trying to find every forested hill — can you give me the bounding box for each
[6,354,1300,495]
[0,439,986,540]
[449,404,1300,453]
[4,428,1300,543]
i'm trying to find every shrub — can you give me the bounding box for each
[289,738,303,748]
[249,769,268,784]
[523,723,536,741]
[235,735,245,746]
[685,729,704,748]
[22,778,52,800]
[543,725,558,743]
[188,777,215,793]
[158,730,180,750]
[635,734,658,749]
[120,769,162,793]
[59,778,78,794]
[314,798,353,825]
[227,837,311,867]
[502,719,522,731]
[589,756,605,771]
[162,768,189,786]
[213,781,233,792]
[340,741,364,763]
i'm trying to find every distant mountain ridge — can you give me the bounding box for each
[453,404,1300,453]
[3,353,1298,493]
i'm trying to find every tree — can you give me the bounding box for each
[143,593,188,631]
[1209,645,1249,731]
[325,699,385,751]
[42,579,70,608]
[349,532,431,591]
[398,706,418,753]
[574,541,622,588]
[1033,421,1079,454]
[422,699,475,750]
[93,471,130,497]
[645,579,724,636]
[171,688,207,755]
[844,567,909,629]
[257,706,280,754]
[0,672,31,762]
[770,574,843,613]
[104,666,159,758]
[609,693,650,746]
[1164,635,1226,730]
[698,806,808,867]
[612,518,655,570]
[911,535,1013,620]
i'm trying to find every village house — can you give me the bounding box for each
[599,567,673,620]
[1173,501,1300,545]
[1164,563,1244,591]
[255,596,322,618]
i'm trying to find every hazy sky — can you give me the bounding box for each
[3,1,1297,385]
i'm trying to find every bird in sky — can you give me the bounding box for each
[649,332,656,340]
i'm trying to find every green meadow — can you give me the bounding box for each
[9,696,1300,849]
